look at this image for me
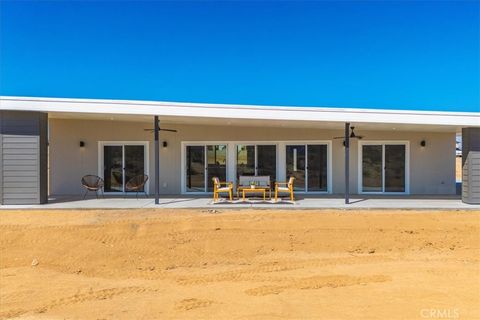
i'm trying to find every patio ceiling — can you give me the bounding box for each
[47,111,461,132]
[2,96,478,132]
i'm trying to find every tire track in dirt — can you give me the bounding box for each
[244,274,391,296]
[0,286,159,319]
[175,255,391,285]
[175,298,215,311]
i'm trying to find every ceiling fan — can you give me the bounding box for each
[143,127,178,133]
[333,126,364,140]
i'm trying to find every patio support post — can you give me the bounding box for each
[154,116,160,205]
[345,122,350,204]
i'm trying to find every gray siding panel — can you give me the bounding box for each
[4,187,39,194]
[3,171,38,177]
[3,199,39,205]
[3,165,38,171]
[3,159,39,166]
[1,135,40,204]
[0,123,2,204]
[2,135,39,143]
[3,193,39,198]
[3,143,39,149]
[1,111,48,205]
[3,154,38,160]
[2,149,38,155]
[4,181,39,188]
[3,176,38,183]
[462,127,480,204]
[468,152,480,202]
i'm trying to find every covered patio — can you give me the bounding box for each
[1,96,479,207]
[1,194,478,210]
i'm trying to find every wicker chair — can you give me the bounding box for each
[81,175,104,199]
[125,174,149,199]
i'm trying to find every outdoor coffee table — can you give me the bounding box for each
[242,187,268,201]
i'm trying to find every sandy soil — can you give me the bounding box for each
[1,209,479,320]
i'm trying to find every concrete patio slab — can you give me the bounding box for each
[1,195,479,210]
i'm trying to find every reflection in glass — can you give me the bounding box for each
[385,145,405,192]
[186,146,205,192]
[257,145,276,183]
[362,145,383,192]
[286,145,306,191]
[307,145,328,191]
[104,146,123,192]
[207,145,227,191]
[236,145,255,179]
[124,145,145,192]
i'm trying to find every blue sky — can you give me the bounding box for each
[0,1,478,112]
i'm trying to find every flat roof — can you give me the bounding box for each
[1,96,478,129]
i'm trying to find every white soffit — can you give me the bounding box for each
[0,96,479,127]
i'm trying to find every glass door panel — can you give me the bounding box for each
[207,145,227,192]
[286,145,306,191]
[104,145,123,192]
[124,145,145,192]
[385,145,406,192]
[362,145,383,192]
[186,146,205,192]
[236,145,255,179]
[257,145,276,182]
[307,145,328,192]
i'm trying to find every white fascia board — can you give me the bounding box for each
[1,96,479,127]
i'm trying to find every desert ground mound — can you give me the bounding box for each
[1,209,479,319]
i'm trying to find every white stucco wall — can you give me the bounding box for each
[48,118,456,196]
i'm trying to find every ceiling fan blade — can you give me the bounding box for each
[143,128,178,132]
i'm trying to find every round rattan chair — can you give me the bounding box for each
[81,175,104,199]
[125,174,149,199]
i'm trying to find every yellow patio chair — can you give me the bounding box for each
[212,177,233,202]
[274,176,295,202]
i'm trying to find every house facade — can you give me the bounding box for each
[0,96,479,205]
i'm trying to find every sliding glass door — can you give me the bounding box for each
[286,145,306,191]
[236,144,277,182]
[361,143,407,193]
[104,146,123,192]
[385,145,406,192]
[257,145,277,180]
[286,144,329,192]
[307,145,328,192]
[207,145,227,191]
[103,143,147,193]
[236,145,255,178]
[362,145,383,192]
[185,144,227,192]
[186,146,205,192]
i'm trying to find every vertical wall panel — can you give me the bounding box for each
[0,116,3,204]
[0,111,48,205]
[462,127,480,204]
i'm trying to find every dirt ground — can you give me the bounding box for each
[0,209,479,320]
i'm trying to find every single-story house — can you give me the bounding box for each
[0,96,479,205]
